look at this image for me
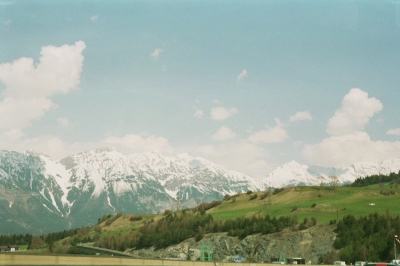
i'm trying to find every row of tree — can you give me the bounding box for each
[333,212,400,263]
[351,171,400,187]
[95,209,314,251]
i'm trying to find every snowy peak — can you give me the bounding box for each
[351,159,400,178]
[262,159,400,188]
[262,161,316,188]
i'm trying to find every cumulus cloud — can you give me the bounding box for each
[302,88,400,167]
[193,140,272,179]
[57,117,71,127]
[210,106,238,120]
[193,109,204,119]
[237,69,248,82]
[327,88,383,136]
[289,111,312,122]
[0,97,55,130]
[248,118,288,144]
[90,15,99,21]
[102,133,174,155]
[303,132,400,167]
[0,41,85,133]
[150,48,163,60]
[211,126,237,141]
[0,134,70,159]
[4,128,24,141]
[387,128,400,136]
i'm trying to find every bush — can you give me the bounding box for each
[291,206,298,212]
[249,194,258,200]
[195,232,203,242]
[311,203,317,208]
[273,188,284,195]
[246,190,253,195]
[192,201,222,212]
[260,191,270,200]
[130,215,143,221]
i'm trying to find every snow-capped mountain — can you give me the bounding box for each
[0,148,260,234]
[0,147,399,234]
[261,159,400,188]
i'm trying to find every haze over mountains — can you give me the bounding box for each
[0,147,399,234]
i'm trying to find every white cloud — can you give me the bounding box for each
[211,126,237,141]
[303,131,400,167]
[0,134,69,159]
[102,133,174,155]
[248,118,288,144]
[193,140,273,179]
[387,128,400,136]
[327,88,383,136]
[237,69,248,82]
[57,117,71,127]
[150,48,163,60]
[289,111,312,122]
[210,106,238,120]
[90,15,99,21]
[4,20,11,26]
[302,88,400,167]
[0,41,85,134]
[193,109,204,119]
[0,97,55,130]
[0,41,85,99]
[4,128,24,141]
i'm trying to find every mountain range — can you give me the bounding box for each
[0,147,399,234]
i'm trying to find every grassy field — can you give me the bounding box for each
[207,183,400,224]
[88,183,400,236]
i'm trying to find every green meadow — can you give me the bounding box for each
[207,183,400,224]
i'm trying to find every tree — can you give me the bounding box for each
[329,175,339,189]
[29,237,45,249]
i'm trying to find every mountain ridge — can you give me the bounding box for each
[0,147,399,234]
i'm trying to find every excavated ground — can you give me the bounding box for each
[128,224,337,263]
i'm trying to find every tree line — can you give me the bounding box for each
[95,208,315,251]
[351,171,400,187]
[333,212,400,263]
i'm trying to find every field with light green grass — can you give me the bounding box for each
[207,183,400,224]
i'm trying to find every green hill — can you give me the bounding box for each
[41,183,400,263]
[208,184,399,223]
[85,183,400,239]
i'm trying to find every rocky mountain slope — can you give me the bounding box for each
[0,148,260,234]
[0,147,399,234]
[129,224,337,264]
[261,159,400,188]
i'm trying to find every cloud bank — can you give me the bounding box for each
[0,41,85,141]
[303,88,400,167]
[210,106,238,120]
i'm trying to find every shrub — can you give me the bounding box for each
[192,201,222,212]
[260,191,270,200]
[273,188,284,195]
[246,190,253,195]
[195,232,204,242]
[249,194,258,200]
[311,203,317,208]
[291,206,298,212]
[130,215,143,221]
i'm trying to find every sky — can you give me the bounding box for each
[0,0,400,179]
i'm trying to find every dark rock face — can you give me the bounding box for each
[128,224,337,263]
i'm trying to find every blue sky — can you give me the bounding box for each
[1,0,400,178]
